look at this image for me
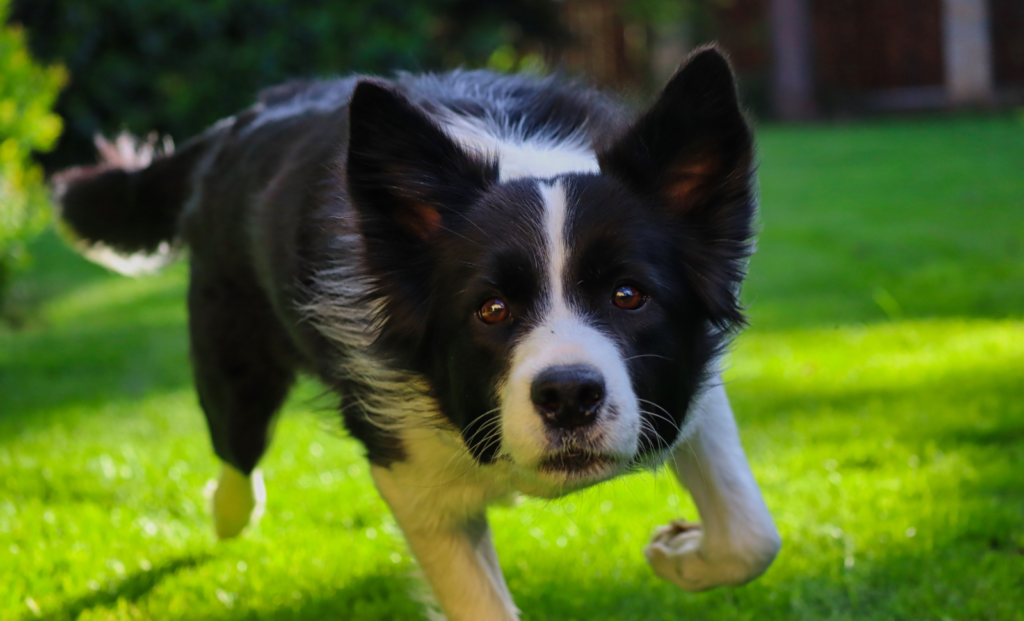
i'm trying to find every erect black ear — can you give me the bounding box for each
[346,80,497,242]
[598,46,756,327]
[345,81,497,362]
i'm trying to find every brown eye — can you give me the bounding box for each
[478,298,510,324]
[613,285,646,310]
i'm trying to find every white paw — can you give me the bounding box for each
[643,519,780,592]
[206,465,265,540]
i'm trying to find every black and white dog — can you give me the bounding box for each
[56,47,779,619]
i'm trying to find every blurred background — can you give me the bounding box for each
[1,1,1022,620]
[8,0,1024,169]
[3,0,1023,296]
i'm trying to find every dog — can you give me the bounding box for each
[55,46,780,620]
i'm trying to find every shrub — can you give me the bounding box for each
[11,0,562,169]
[0,0,64,307]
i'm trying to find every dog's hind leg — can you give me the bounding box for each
[188,267,296,539]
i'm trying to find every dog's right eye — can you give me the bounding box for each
[613,285,647,310]
[478,298,510,324]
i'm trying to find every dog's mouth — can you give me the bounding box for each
[538,450,618,476]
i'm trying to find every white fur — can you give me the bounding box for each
[645,379,781,590]
[73,119,240,278]
[301,250,441,434]
[300,227,522,615]
[440,114,599,181]
[297,114,776,618]
[374,462,517,621]
[371,378,778,621]
[209,464,265,539]
[92,131,170,170]
[69,133,181,276]
[372,423,518,621]
[79,241,177,277]
[241,78,360,136]
[306,253,522,617]
[496,180,640,496]
[540,179,570,298]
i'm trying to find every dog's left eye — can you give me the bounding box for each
[478,298,510,324]
[613,285,647,310]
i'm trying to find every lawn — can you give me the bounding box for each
[2,115,1023,621]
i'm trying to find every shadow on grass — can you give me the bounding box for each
[2,231,120,329]
[24,555,212,621]
[217,574,428,621]
[0,259,193,433]
[731,363,1024,432]
[120,540,1022,621]
[496,532,1024,621]
[0,318,193,429]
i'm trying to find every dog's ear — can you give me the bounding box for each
[598,47,755,327]
[345,81,497,361]
[346,80,497,242]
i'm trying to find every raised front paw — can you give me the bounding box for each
[643,519,780,592]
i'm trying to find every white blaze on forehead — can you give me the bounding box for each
[493,142,599,182]
[538,179,571,314]
[441,114,600,182]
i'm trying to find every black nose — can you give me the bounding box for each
[530,365,606,429]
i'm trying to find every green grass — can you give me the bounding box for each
[3,115,1023,620]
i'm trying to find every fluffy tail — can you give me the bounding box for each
[53,132,210,275]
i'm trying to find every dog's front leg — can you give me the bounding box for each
[372,465,518,621]
[644,380,781,591]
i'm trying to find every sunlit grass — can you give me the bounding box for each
[2,116,1023,619]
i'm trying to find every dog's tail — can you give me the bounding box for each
[53,132,211,275]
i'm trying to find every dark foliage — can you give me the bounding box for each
[10,0,564,169]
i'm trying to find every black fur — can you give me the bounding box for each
[345,79,500,368]
[598,49,755,329]
[55,136,209,255]
[54,47,756,475]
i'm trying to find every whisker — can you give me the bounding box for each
[637,398,674,419]
[623,354,675,362]
[638,404,682,436]
[434,223,481,247]
[450,210,497,243]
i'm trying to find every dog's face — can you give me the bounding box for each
[346,50,755,496]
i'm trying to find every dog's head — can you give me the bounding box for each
[346,48,755,496]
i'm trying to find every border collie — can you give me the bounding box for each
[56,47,780,619]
